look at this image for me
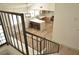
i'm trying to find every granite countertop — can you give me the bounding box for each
[30,18,45,23]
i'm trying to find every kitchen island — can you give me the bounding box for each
[29,18,45,31]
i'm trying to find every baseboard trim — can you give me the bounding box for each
[0,43,7,47]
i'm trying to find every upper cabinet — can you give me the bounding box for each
[0,3,29,13]
[29,3,55,11]
[0,3,55,12]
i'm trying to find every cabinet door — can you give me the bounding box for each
[30,3,55,11]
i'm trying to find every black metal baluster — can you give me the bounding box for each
[7,14,16,47]
[32,35,34,55]
[49,41,51,53]
[43,38,45,54]
[37,37,38,55]
[1,13,9,45]
[57,44,60,53]
[52,43,54,52]
[3,13,11,44]
[11,14,19,49]
[0,11,32,55]
[46,40,47,54]
[0,36,2,45]
[4,13,13,44]
[40,38,42,54]
[0,13,8,44]
[48,41,49,53]
[47,40,49,53]
[0,31,2,44]
[16,15,24,53]
[21,14,29,55]
[7,14,14,45]
[41,39,43,54]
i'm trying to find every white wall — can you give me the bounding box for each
[53,3,79,51]
[47,3,55,11]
